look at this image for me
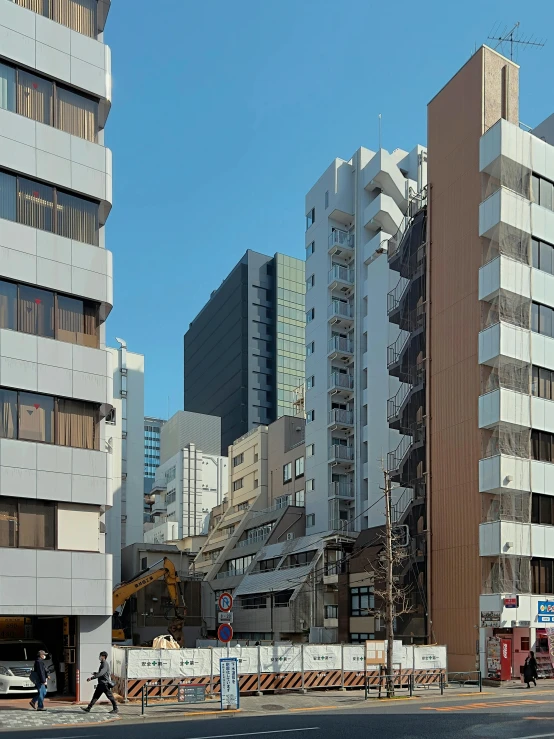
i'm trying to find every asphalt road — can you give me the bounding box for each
[5,696,554,739]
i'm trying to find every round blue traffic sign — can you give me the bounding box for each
[218,592,233,612]
[218,623,233,643]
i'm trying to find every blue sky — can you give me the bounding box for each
[103,0,553,419]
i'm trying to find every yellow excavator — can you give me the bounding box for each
[112,557,186,645]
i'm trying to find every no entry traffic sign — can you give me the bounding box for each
[218,623,233,643]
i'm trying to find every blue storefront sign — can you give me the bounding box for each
[538,601,554,623]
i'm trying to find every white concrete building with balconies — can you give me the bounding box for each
[0,0,114,702]
[303,145,426,534]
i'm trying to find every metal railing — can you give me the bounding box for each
[328,301,353,320]
[237,531,270,548]
[388,186,428,262]
[328,336,353,355]
[329,409,354,425]
[365,670,448,700]
[387,331,410,368]
[446,671,483,691]
[387,277,410,315]
[387,381,411,420]
[250,495,293,519]
[392,487,414,524]
[328,265,354,285]
[328,229,353,250]
[329,372,354,390]
[329,481,355,498]
[329,444,354,461]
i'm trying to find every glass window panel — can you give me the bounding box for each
[540,242,554,275]
[0,280,17,330]
[540,304,553,338]
[532,239,540,269]
[57,398,97,450]
[53,0,97,38]
[56,190,99,245]
[541,178,554,212]
[0,497,17,547]
[540,368,552,400]
[18,177,54,232]
[19,392,54,443]
[532,365,540,396]
[57,294,98,347]
[540,431,552,463]
[532,302,540,333]
[18,500,54,549]
[56,85,98,142]
[17,69,53,125]
[532,494,540,524]
[0,171,16,222]
[0,62,15,112]
[18,285,54,338]
[532,430,541,460]
[0,389,17,440]
[532,175,541,203]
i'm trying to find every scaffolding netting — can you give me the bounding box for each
[482,555,531,595]
[481,422,530,460]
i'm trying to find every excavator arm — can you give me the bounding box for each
[112,557,186,644]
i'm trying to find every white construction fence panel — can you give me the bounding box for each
[413,645,447,670]
[342,645,365,672]
[212,648,258,675]
[259,645,302,673]
[303,644,342,671]
[111,647,126,678]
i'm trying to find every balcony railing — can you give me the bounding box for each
[328,265,354,285]
[387,381,411,421]
[328,336,353,355]
[328,229,353,250]
[237,531,270,548]
[328,301,353,320]
[387,277,410,315]
[387,331,410,368]
[329,409,354,426]
[250,495,294,519]
[216,566,250,579]
[329,372,354,390]
[329,482,355,498]
[329,445,354,461]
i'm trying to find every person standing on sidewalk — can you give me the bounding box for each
[523,651,538,688]
[29,650,48,711]
[81,651,118,714]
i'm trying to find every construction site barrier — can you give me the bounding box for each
[141,681,207,715]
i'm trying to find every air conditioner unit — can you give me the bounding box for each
[286,533,294,541]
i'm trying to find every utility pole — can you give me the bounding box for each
[384,468,394,698]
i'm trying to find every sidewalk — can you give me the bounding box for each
[1,681,552,731]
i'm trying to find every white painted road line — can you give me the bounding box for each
[187,729,320,739]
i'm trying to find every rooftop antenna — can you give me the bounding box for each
[488,21,546,61]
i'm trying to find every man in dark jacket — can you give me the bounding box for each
[29,650,48,711]
[81,651,118,713]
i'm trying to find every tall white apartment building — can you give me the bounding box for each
[304,145,426,534]
[0,0,113,701]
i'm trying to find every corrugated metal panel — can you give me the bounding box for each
[233,563,315,597]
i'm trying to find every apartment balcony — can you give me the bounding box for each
[324,604,339,628]
[479,454,531,494]
[328,229,354,258]
[479,255,531,303]
[237,531,269,549]
[328,444,354,464]
[479,520,531,558]
[328,300,354,327]
[328,265,354,292]
[479,187,533,242]
[478,321,531,366]
[327,336,354,363]
[478,388,531,430]
[328,482,355,499]
[363,149,410,210]
[363,193,403,236]
[328,409,354,430]
[328,372,354,398]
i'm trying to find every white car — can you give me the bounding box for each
[0,641,57,696]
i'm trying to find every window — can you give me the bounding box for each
[533,239,554,275]
[295,490,305,507]
[259,557,280,572]
[105,408,116,425]
[350,586,375,616]
[0,58,98,140]
[306,479,314,492]
[532,430,554,463]
[0,497,55,549]
[239,595,267,609]
[166,490,176,505]
[253,478,259,489]
[141,557,147,569]
[274,590,293,606]
[532,557,554,594]
[532,365,554,400]
[532,494,554,525]
[306,513,315,528]
[295,457,304,478]
[306,208,315,230]
[0,170,99,245]
[306,410,315,423]
[533,174,554,212]
[532,302,554,339]
[306,274,315,290]
[306,342,315,356]
[18,285,55,339]
[11,0,98,38]
[350,634,375,643]
[306,444,315,457]
[233,453,244,467]
[283,550,315,568]
[165,466,176,483]
[307,376,315,390]
[233,478,244,492]
[0,387,99,449]
[283,462,292,483]
[306,308,315,322]
[325,190,329,209]
[306,241,315,257]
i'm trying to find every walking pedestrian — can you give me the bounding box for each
[29,650,48,711]
[523,651,538,688]
[81,651,118,714]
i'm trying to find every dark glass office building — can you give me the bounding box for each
[184,251,305,454]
